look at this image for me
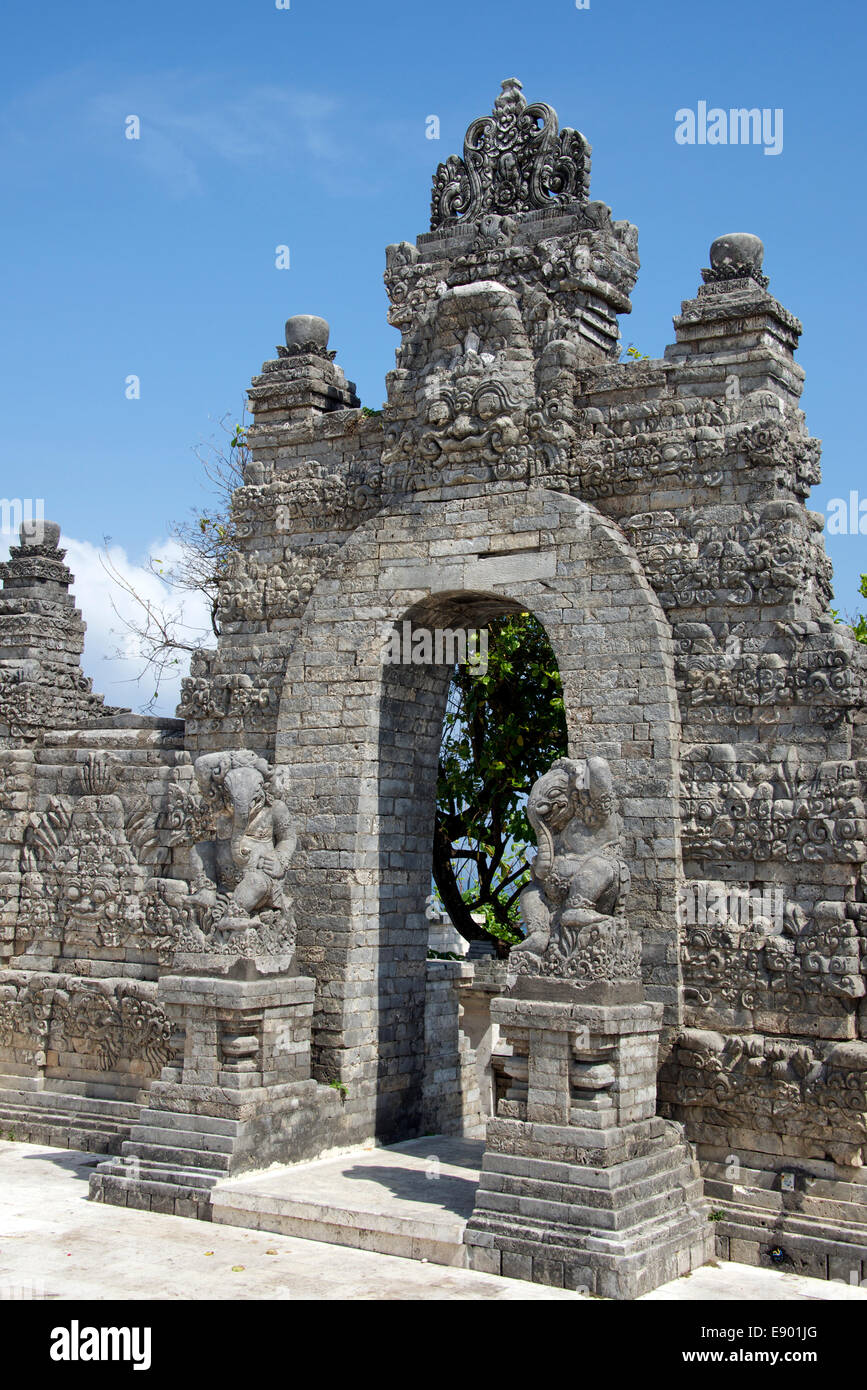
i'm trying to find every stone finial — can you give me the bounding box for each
[250,311,357,416]
[284,314,331,355]
[704,232,768,289]
[19,518,61,550]
[430,77,591,230]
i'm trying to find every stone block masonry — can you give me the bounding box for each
[463,994,713,1298]
[1,77,865,1293]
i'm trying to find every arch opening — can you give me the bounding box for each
[375,591,559,1141]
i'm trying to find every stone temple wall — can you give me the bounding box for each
[0,523,199,1139]
[1,78,866,1280]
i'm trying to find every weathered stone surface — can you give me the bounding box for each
[1,77,865,1292]
[510,755,640,990]
[464,996,713,1298]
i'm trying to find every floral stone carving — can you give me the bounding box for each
[682,890,866,1037]
[19,753,179,960]
[680,745,867,865]
[671,1029,867,1167]
[0,972,174,1077]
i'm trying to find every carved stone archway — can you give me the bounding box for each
[276,483,683,1143]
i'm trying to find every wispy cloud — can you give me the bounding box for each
[64,534,212,715]
[0,66,364,199]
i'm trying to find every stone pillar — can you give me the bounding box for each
[0,519,122,742]
[89,745,344,1216]
[160,966,315,1095]
[463,755,714,1298]
[464,982,714,1298]
[422,959,485,1138]
[90,958,343,1217]
[456,959,510,1117]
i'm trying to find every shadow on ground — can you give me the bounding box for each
[341,1163,478,1218]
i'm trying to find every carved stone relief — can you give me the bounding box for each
[510,756,640,985]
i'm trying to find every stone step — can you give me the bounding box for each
[465,1201,713,1296]
[712,1195,867,1248]
[121,1139,233,1173]
[213,1191,469,1266]
[0,1116,123,1155]
[96,1156,223,1190]
[484,1139,693,1191]
[135,1108,238,1138]
[0,1087,142,1122]
[483,1145,696,1204]
[90,1157,221,1218]
[129,1124,236,1156]
[473,1168,704,1234]
[705,1176,867,1220]
[210,1135,484,1268]
[711,1198,867,1280]
[0,1091,139,1154]
[0,1106,122,1134]
[468,1191,711,1259]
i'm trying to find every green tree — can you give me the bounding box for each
[850,575,867,644]
[433,613,568,950]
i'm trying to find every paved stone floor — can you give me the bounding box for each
[211,1135,484,1263]
[1,1140,866,1301]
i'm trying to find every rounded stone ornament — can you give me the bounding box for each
[284,314,330,352]
[19,517,61,549]
[709,233,765,278]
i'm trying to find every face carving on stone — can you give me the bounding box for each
[529,776,576,835]
[476,389,502,422]
[54,816,143,950]
[415,380,525,477]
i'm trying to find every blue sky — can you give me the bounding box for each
[1,0,865,711]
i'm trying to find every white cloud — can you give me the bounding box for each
[63,535,213,718]
[86,78,345,198]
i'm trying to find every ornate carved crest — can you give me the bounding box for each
[430,79,591,229]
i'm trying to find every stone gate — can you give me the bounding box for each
[1,78,865,1295]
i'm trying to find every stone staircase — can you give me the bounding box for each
[465,1118,712,1296]
[0,1085,141,1155]
[89,1105,241,1218]
[703,1164,867,1283]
